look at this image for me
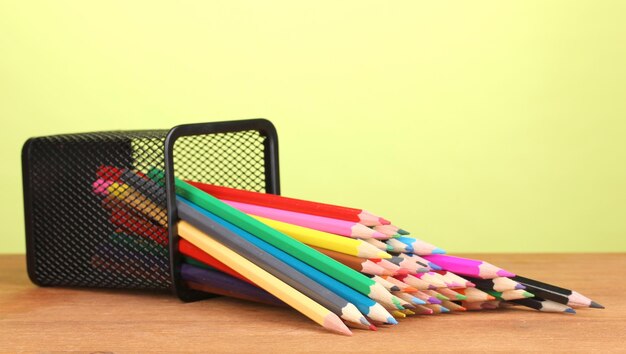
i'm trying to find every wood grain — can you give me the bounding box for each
[1,254,625,352]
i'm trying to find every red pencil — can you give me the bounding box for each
[187,181,389,226]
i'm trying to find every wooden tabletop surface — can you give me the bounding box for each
[1,253,624,352]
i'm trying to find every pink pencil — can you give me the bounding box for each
[423,255,515,279]
[222,200,388,239]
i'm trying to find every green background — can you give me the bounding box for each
[2,1,625,254]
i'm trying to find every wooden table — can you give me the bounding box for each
[1,254,624,352]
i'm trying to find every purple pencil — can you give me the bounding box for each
[423,254,515,279]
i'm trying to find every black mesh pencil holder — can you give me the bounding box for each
[22,119,280,301]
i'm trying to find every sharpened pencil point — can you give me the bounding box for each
[377,251,392,259]
[386,316,398,325]
[440,306,450,313]
[565,308,576,314]
[386,245,394,251]
[589,301,604,309]
[428,262,443,271]
[372,231,387,239]
[454,293,467,300]
[397,228,410,235]
[515,283,526,290]
[431,247,446,254]
[429,297,442,304]
[369,324,378,331]
[324,314,353,336]
[412,297,427,305]
[467,281,476,287]
[496,269,516,277]
[522,291,535,298]
[390,285,401,292]
[379,217,391,225]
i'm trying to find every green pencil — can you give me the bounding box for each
[147,168,400,308]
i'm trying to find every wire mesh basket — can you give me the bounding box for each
[22,119,280,300]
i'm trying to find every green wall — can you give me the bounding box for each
[2,1,625,253]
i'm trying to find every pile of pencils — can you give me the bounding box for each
[92,165,604,335]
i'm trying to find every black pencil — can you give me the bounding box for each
[513,275,604,309]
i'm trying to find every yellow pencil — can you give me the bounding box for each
[177,220,352,336]
[107,182,167,227]
[251,215,391,259]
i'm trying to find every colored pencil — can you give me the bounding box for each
[454,288,496,302]
[369,259,403,274]
[181,200,398,324]
[509,298,576,314]
[181,264,285,307]
[436,271,475,288]
[223,200,387,239]
[423,254,516,279]
[393,292,427,306]
[370,275,401,292]
[381,276,418,293]
[487,289,534,301]
[372,225,400,237]
[411,272,448,288]
[436,288,467,301]
[390,310,406,319]
[422,289,449,301]
[364,238,393,252]
[424,304,450,314]
[412,290,442,304]
[512,275,603,309]
[408,254,443,271]
[99,180,168,227]
[178,199,372,328]
[386,256,430,274]
[148,169,396,309]
[311,247,393,276]
[467,276,526,292]
[107,205,169,245]
[250,215,391,259]
[180,238,253,284]
[400,309,416,316]
[394,273,437,290]
[394,236,446,255]
[177,220,352,335]
[441,300,466,312]
[120,169,167,207]
[375,224,410,235]
[412,305,435,315]
[187,180,389,226]
[385,238,413,253]
[462,300,501,311]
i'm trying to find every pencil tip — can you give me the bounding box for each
[440,306,450,313]
[378,252,392,259]
[431,247,446,254]
[515,283,526,290]
[369,324,378,331]
[379,217,391,225]
[397,228,410,235]
[390,285,401,292]
[590,301,605,309]
[497,269,516,277]
[324,315,353,336]
[413,298,427,305]
[565,308,577,314]
[386,316,398,325]
[386,245,394,252]
[467,281,476,287]
[428,263,443,271]
[523,291,535,298]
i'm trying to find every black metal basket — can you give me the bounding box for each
[21,119,280,301]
